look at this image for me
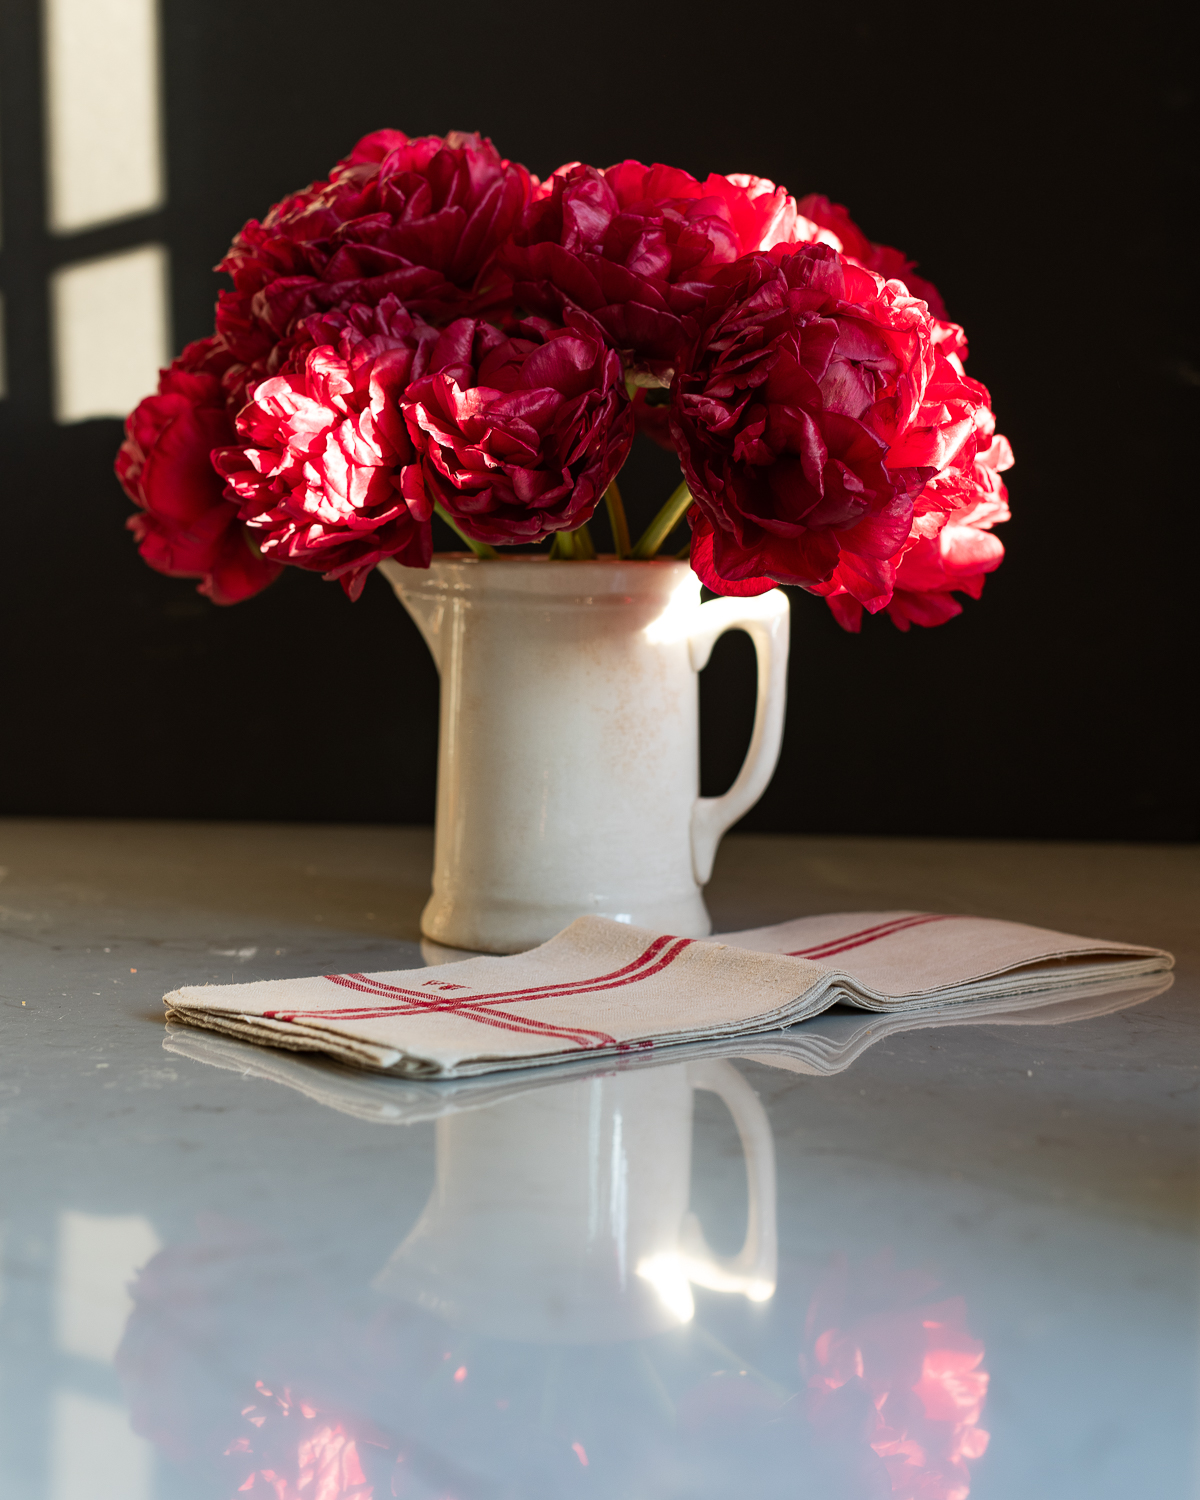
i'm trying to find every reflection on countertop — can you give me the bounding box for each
[114,1050,996,1500]
[372,1061,777,1343]
[1,823,1196,1499]
[117,979,1158,1500]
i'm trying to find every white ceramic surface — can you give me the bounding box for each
[372,1060,777,1343]
[379,555,789,953]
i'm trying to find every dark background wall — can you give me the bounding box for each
[1,0,1195,839]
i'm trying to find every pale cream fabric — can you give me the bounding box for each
[163,910,1173,1079]
[163,971,1172,1123]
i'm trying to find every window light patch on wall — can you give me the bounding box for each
[44,0,164,233]
[50,245,169,423]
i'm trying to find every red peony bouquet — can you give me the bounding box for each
[117,130,1012,632]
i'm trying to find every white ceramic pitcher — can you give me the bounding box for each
[379,556,789,954]
[372,1060,777,1343]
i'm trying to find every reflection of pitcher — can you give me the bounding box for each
[374,1061,777,1342]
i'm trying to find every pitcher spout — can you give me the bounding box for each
[378,559,444,673]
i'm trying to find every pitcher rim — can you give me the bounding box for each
[425,552,690,567]
[379,552,696,599]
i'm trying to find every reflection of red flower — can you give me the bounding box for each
[116,337,282,605]
[804,1253,989,1500]
[502,161,800,378]
[213,297,442,599]
[216,130,535,376]
[230,1384,374,1500]
[114,1214,280,1465]
[403,314,634,545]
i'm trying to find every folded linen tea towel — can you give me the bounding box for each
[162,970,1171,1125]
[163,909,1173,1079]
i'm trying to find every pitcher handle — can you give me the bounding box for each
[679,1059,777,1302]
[687,589,790,885]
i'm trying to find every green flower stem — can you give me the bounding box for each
[630,480,693,560]
[604,480,631,558]
[549,523,595,560]
[434,502,498,559]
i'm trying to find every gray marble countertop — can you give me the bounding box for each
[1,821,1197,1499]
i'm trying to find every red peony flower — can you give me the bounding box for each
[804,1254,990,1500]
[215,130,535,382]
[674,241,1011,628]
[214,129,534,399]
[402,313,635,545]
[820,417,1013,633]
[766,210,1012,631]
[628,385,676,450]
[501,160,800,380]
[675,243,956,595]
[116,336,282,605]
[116,128,1013,622]
[213,297,443,599]
[796,194,949,318]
